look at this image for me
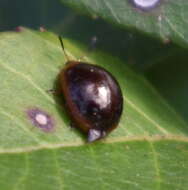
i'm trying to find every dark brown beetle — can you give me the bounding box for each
[58,36,123,142]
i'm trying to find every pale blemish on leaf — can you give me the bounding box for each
[130,0,161,11]
[39,26,46,32]
[15,26,25,32]
[26,107,55,132]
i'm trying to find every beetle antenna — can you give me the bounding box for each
[58,35,70,61]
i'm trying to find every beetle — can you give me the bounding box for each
[58,36,123,142]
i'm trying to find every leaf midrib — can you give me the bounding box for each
[0,135,188,154]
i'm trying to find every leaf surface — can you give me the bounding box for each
[0,29,187,189]
[61,0,188,48]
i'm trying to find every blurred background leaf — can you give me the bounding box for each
[61,0,188,48]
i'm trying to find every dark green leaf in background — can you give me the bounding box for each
[0,29,188,189]
[61,0,188,48]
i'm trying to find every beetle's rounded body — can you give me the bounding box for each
[59,61,123,142]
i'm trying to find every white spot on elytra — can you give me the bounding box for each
[35,113,48,125]
[133,0,160,9]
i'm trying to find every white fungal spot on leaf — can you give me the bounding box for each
[26,107,55,132]
[132,0,161,10]
[35,113,48,125]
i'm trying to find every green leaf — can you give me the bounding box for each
[147,57,188,123]
[0,29,187,189]
[61,0,188,48]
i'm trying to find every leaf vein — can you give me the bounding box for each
[103,0,120,23]
[0,135,187,154]
[125,97,169,134]
[148,141,161,190]
[0,108,44,144]
[0,62,55,104]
